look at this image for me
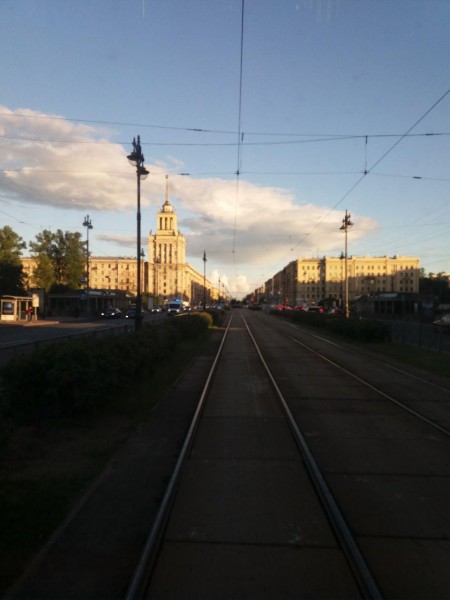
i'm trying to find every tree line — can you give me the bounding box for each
[0,226,86,295]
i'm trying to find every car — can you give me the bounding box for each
[150,306,162,313]
[125,308,144,319]
[432,314,450,333]
[167,301,183,315]
[307,306,324,313]
[100,307,122,319]
[328,307,344,316]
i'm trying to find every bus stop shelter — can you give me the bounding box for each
[0,295,37,322]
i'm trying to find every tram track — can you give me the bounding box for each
[241,315,382,600]
[286,334,450,438]
[8,309,450,598]
[242,310,450,598]
[264,314,450,437]
[283,320,450,395]
[126,310,400,598]
[124,309,450,598]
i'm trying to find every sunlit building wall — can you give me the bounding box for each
[265,255,420,306]
[21,193,214,305]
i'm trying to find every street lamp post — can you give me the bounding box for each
[202,251,207,309]
[340,210,353,318]
[127,135,149,330]
[82,215,93,314]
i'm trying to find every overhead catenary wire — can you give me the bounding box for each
[232,0,245,265]
[289,88,450,255]
[264,86,450,275]
[2,111,449,143]
[1,131,449,148]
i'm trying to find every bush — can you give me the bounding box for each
[289,311,391,343]
[0,314,213,422]
[204,309,224,326]
[180,312,212,335]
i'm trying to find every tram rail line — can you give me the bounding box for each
[126,310,390,599]
[287,334,450,438]
[267,316,450,437]
[125,308,450,598]
[241,315,382,600]
[241,310,450,598]
[8,309,450,598]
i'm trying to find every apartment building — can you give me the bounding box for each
[265,255,420,307]
[21,184,215,305]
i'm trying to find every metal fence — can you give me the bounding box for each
[389,320,450,354]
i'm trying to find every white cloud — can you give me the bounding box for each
[0,107,378,296]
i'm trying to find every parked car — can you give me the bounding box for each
[433,314,450,333]
[328,307,344,316]
[100,307,122,319]
[307,306,324,313]
[125,308,144,319]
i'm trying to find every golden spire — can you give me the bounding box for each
[164,174,169,205]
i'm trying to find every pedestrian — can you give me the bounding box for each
[26,306,32,321]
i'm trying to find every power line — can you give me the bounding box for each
[2,131,449,148]
[232,0,245,261]
[267,87,450,273]
[2,111,449,141]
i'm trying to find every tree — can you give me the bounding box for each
[33,254,55,292]
[0,226,26,294]
[419,271,450,304]
[29,229,85,291]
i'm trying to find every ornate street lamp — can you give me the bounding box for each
[203,251,207,309]
[127,136,149,330]
[82,215,93,314]
[340,210,353,318]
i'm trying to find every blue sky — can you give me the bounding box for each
[1,0,449,298]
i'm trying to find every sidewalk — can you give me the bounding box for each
[0,316,92,327]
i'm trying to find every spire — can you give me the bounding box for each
[162,174,173,213]
[164,174,169,205]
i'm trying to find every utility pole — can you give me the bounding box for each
[127,136,149,330]
[82,215,93,315]
[340,210,353,318]
[203,251,207,309]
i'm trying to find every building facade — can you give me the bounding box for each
[147,181,187,303]
[264,255,420,307]
[21,184,215,306]
[146,179,217,305]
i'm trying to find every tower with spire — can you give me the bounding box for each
[148,176,186,302]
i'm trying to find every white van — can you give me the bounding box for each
[167,301,183,316]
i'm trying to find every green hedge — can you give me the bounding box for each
[0,313,211,422]
[289,311,391,342]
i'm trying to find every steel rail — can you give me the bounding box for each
[287,334,450,439]
[285,323,450,396]
[241,312,384,600]
[124,314,233,600]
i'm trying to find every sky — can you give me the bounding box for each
[1,0,449,299]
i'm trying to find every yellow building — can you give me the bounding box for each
[89,257,143,295]
[265,255,420,307]
[21,181,214,306]
[147,178,215,305]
